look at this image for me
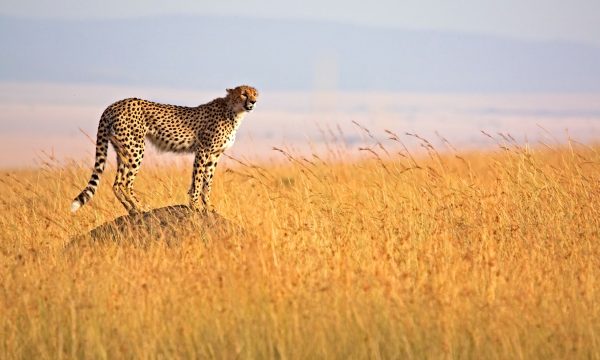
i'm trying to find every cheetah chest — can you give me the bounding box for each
[222,132,236,150]
[217,115,244,152]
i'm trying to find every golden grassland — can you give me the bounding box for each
[1,134,600,359]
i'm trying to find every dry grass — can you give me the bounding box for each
[1,133,600,359]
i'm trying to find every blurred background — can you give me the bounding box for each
[1,0,600,167]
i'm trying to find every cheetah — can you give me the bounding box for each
[71,85,259,215]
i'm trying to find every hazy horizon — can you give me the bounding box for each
[1,82,599,168]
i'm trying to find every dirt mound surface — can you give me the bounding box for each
[67,205,246,248]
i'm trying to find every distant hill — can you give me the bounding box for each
[1,15,599,92]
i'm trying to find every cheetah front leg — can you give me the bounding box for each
[201,154,220,212]
[189,151,210,213]
[189,151,220,213]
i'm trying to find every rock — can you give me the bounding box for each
[66,205,247,248]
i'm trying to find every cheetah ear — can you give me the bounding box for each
[226,88,233,94]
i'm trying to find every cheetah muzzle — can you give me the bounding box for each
[71,85,259,215]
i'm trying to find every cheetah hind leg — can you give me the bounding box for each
[113,156,148,215]
[124,150,149,214]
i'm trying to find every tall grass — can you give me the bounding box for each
[1,131,599,359]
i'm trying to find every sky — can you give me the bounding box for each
[2,0,600,46]
[1,0,599,167]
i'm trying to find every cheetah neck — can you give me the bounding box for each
[232,111,247,123]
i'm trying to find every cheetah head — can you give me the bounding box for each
[226,85,259,113]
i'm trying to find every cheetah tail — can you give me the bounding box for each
[71,119,110,213]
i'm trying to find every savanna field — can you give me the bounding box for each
[1,134,600,359]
